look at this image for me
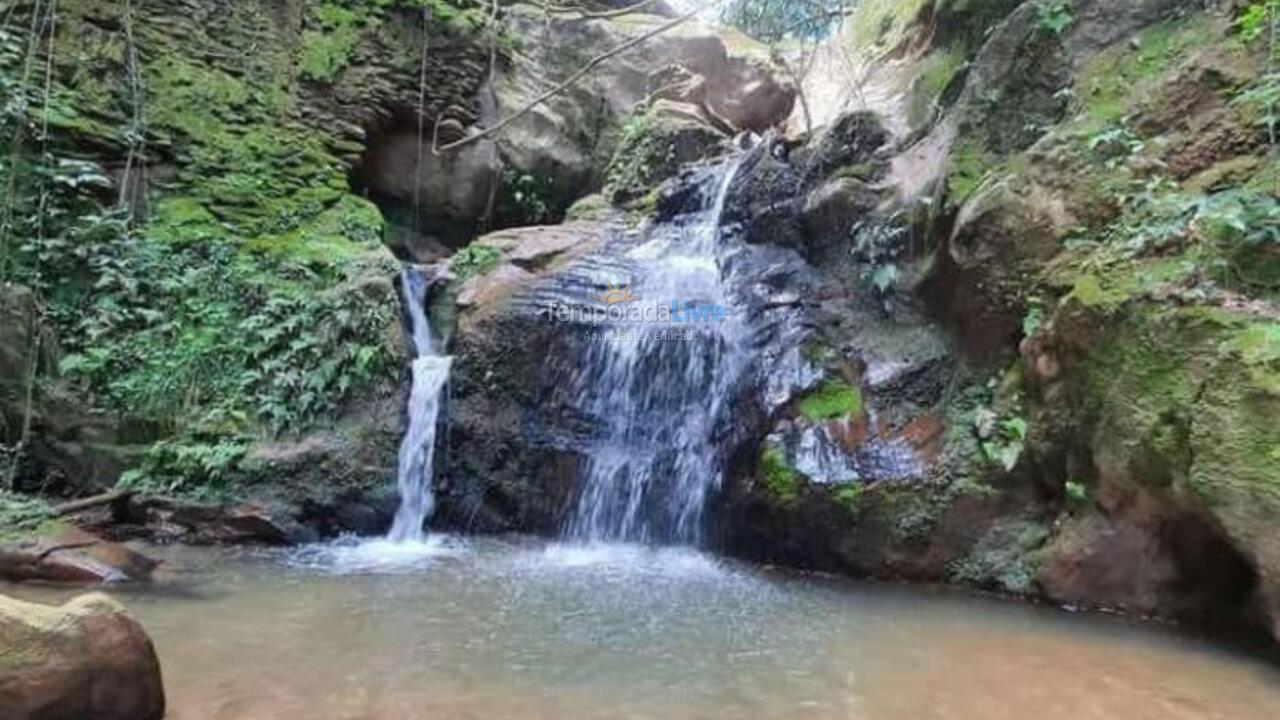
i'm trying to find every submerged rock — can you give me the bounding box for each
[0,527,158,586]
[0,592,165,720]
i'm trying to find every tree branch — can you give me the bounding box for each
[52,489,134,516]
[435,4,714,153]
[534,0,664,21]
[37,540,98,562]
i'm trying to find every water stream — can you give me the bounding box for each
[387,266,452,543]
[565,156,749,545]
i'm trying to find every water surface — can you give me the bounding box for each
[8,537,1280,720]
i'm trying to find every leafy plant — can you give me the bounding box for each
[0,489,53,535]
[1064,479,1090,508]
[118,435,252,497]
[849,218,907,303]
[449,243,502,282]
[496,169,556,226]
[832,483,865,518]
[1085,123,1144,168]
[761,446,799,503]
[238,290,396,433]
[979,415,1028,472]
[1034,0,1074,37]
[1236,1,1279,42]
[1022,300,1045,337]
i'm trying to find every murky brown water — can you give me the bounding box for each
[7,536,1280,720]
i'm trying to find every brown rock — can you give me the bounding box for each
[0,528,157,586]
[0,592,165,720]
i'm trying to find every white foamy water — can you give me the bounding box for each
[387,266,452,543]
[564,156,750,545]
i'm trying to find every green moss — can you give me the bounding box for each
[564,194,610,222]
[947,519,1049,594]
[761,447,800,503]
[845,0,932,57]
[243,195,384,266]
[832,483,865,519]
[1222,321,1280,395]
[450,243,503,282]
[1072,307,1280,513]
[302,3,365,82]
[0,490,54,542]
[909,45,966,128]
[1067,273,1131,310]
[946,135,1000,202]
[797,378,864,421]
[1075,14,1217,126]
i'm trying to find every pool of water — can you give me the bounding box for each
[8,535,1280,720]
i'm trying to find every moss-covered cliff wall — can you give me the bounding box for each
[0,0,494,498]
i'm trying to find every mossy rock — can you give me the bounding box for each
[797,378,864,421]
[603,110,726,206]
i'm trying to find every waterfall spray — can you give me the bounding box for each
[388,266,453,543]
[564,153,749,545]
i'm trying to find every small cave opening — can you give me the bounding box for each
[350,106,594,265]
[1162,512,1261,636]
[350,107,501,263]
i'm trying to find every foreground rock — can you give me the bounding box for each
[0,592,164,720]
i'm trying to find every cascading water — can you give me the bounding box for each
[388,266,453,543]
[564,156,749,546]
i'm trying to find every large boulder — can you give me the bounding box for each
[491,4,794,210]
[1024,299,1280,639]
[0,592,164,720]
[437,221,616,532]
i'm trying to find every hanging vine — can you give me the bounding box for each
[1,0,59,490]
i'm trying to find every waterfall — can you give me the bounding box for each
[564,156,748,546]
[388,266,453,543]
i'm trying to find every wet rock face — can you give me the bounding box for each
[438,166,816,535]
[0,592,165,720]
[354,112,501,259]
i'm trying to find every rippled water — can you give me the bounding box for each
[8,537,1280,720]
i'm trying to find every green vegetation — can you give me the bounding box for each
[1074,15,1216,126]
[449,243,503,282]
[1233,2,1280,145]
[948,519,1049,594]
[603,110,690,205]
[0,0,446,496]
[1067,306,1280,526]
[832,483,865,518]
[0,490,54,540]
[495,169,558,227]
[1033,0,1074,37]
[761,447,799,503]
[797,378,863,421]
[1064,479,1089,509]
[843,0,932,57]
[908,45,966,128]
[300,0,496,83]
[945,136,1001,202]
